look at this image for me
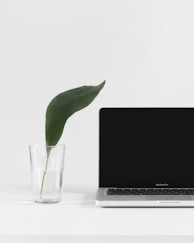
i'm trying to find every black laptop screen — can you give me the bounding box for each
[99,108,194,188]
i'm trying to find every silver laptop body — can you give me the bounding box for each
[96,108,194,207]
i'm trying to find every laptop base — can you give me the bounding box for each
[96,188,194,207]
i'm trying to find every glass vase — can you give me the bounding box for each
[29,144,65,203]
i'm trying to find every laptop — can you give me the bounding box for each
[96,108,194,207]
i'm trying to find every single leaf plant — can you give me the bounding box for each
[40,81,105,198]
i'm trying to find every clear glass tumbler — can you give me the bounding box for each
[29,144,65,203]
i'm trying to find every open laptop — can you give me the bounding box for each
[96,108,194,207]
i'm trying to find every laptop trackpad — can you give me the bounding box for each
[145,195,192,200]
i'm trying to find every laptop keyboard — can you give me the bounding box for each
[107,188,194,195]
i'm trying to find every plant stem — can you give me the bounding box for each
[40,148,51,199]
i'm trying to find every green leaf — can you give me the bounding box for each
[45,81,106,146]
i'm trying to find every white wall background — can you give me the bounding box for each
[0,0,194,186]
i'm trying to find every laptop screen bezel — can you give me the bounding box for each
[99,107,194,188]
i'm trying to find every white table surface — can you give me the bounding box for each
[1,184,194,243]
